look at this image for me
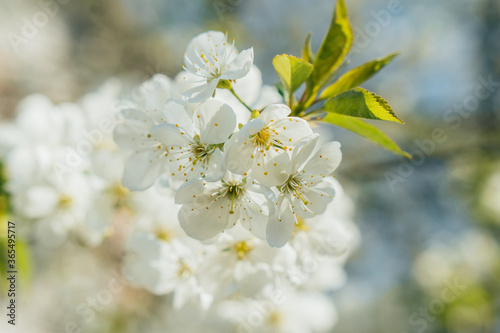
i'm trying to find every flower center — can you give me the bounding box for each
[251,127,273,149]
[221,180,245,214]
[177,260,192,279]
[155,228,174,242]
[280,174,302,193]
[267,311,283,326]
[108,183,130,209]
[58,194,73,209]
[189,136,221,169]
[192,142,208,161]
[234,241,253,260]
[199,52,223,78]
[280,175,309,205]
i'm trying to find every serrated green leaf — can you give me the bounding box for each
[302,33,314,63]
[273,54,314,95]
[322,113,411,158]
[324,87,404,124]
[320,51,400,99]
[310,0,352,88]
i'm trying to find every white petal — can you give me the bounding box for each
[163,100,195,137]
[194,100,236,144]
[293,183,335,218]
[151,123,194,146]
[113,108,155,149]
[178,204,228,240]
[250,148,290,187]
[291,134,319,173]
[273,117,314,147]
[258,104,291,124]
[237,118,266,140]
[6,145,50,189]
[172,278,197,309]
[0,124,23,155]
[183,78,219,103]
[122,151,166,191]
[303,141,342,179]
[221,48,254,80]
[205,148,224,181]
[240,184,275,239]
[231,65,263,106]
[223,135,254,175]
[16,94,59,144]
[138,74,176,118]
[175,71,204,96]
[123,234,178,294]
[13,186,59,218]
[185,31,227,71]
[266,196,296,248]
[175,179,220,205]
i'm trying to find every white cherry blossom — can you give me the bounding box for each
[151,99,236,183]
[198,225,296,299]
[0,28,364,332]
[175,171,275,240]
[182,31,254,103]
[113,74,178,191]
[267,135,342,248]
[124,234,211,309]
[12,172,96,248]
[224,104,313,187]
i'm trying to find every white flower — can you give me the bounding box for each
[197,225,296,299]
[219,290,337,333]
[288,179,360,290]
[257,290,337,333]
[151,99,236,183]
[129,186,185,239]
[124,234,211,309]
[290,178,358,262]
[0,94,88,191]
[113,74,178,191]
[175,171,275,240]
[224,104,313,187]
[79,79,123,159]
[267,135,342,248]
[182,31,254,103]
[12,172,95,247]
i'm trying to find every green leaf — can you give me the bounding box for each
[324,87,404,124]
[320,51,400,99]
[273,54,314,94]
[302,33,314,63]
[322,113,411,158]
[310,0,353,88]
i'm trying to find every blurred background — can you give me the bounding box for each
[1,0,499,332]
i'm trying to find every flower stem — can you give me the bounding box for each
[230,88,253,112]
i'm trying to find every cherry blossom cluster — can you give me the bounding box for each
[115,31,343,247]
[0,31,358,332]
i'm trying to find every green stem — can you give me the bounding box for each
[230,88,253,112]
